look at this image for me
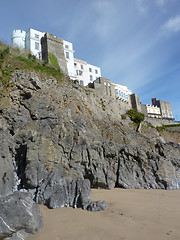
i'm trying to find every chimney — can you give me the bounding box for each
[152,98,156,106]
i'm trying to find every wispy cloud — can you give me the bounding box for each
[162,15,180,33]
[92,0,117,38]
[155,0,175,7]
[136,0,149,15]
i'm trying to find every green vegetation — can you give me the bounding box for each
[48,52,60,70]
[156,124,180,132]
[0,41,64,88]
[127,109,145,125]
[100,98,106,111]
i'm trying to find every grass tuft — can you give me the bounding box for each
[0,41,64,88]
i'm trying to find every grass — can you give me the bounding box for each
[48,52,60,70]
[156,124,180,132]
[0,41,64,88]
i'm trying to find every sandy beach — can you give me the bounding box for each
[28,189,180,240]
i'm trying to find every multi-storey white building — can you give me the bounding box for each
[63,40,75,79]
[87,64,101,85]
[12,29,45,59]
[25,29,45,59]
[113,83,132,103]
[152,98,174,120]
[12,28,101,85]
[145,105,161,118]
[74,58,89,86]
[74,59,101,86]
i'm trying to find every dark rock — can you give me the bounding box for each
[0,69,180,204]
[0,191,43,240]
[87,201,107,211]
[35,169,103,210]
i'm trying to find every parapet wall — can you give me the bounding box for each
[41,33,68,75]
[145,117,177,127]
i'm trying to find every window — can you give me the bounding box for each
[79,70,83,76]
[80,80,84,86]
[35,34,39,39]
[76,70,83,76]
[74,63,77,67]
[65,44,69,49]
[104,83,107,93]
[90,75,93,81]
[81,65,83,70]
[35,42,39,50]
[108,84,111,95]
[65,52,69,59]
[89,68,92,72]
[95,69,98,74]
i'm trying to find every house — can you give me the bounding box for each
[12,28,101,85]
[74,59,101,86]
[152,98,174,120]
[12,29,45,59]
[144,104,161,118]
[113,83,132,103]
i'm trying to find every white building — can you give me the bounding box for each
[25,29,45,59]
[12,28,101,84]
[113,83,132,103]
[74,58,89,86]
[145,105,161,118]
[12,29,45,59]
[74,59,101,86]
[87,64,101,85]
[63,40,75,80]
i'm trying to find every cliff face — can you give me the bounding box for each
[159,127,180,143]
[0,70,180,197]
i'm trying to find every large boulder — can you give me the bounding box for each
[0,191,43,240]
[35,169,107,211]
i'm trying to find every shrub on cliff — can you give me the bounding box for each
[127,109,145,125]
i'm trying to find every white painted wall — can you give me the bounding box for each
[26,29,45,59]
[146,105,161,118]
[12,30,26,49]
[113,83,132,103]
[74,59,89,86]
[63,40,75,79]
[87,63,101,85]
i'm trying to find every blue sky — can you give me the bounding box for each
[0,0,180,120]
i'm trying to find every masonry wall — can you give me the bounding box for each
[130,94,142,112]
[93,77,116,99]
[41,33,68,75]
[145,117,176,127]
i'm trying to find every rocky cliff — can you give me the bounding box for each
[0,69,180,200]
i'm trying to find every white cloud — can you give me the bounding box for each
[136,0,148,14]
[156,0,167,6]
[155,0,175,7]
[92,0,117,38]
[162,15,180,33]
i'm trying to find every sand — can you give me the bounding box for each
[28,189,180,240]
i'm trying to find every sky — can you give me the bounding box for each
[0,0,180,120]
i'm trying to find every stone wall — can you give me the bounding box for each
[41,33,68,75]
[130,93,142,112]
[90,77,116,99]
[145,117,177,127]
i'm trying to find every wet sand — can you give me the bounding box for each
[28,189,180,240]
